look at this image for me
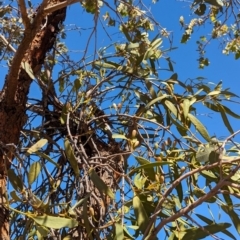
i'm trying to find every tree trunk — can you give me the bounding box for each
[0,2,66,239]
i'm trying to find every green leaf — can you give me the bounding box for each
[27,139,48,155]
[129,161,172,176]
[28,161,41,185]
[8,169,23,192]
[217,103,234,134]
[173,164,183,203]
[200,170,218,182]
[220,104,240,119]
[112,134,128,140]
[188,113,211,141]
[133,195,149,233]
[181,223,231,240]
[114,223,124,240]
[93,60,118,69]
[165,100,178,117]
[83,197,93,240]
[183,99,190,119]
[89,168,115,199]
[64,138,80,176]
[36,225,49,238]
[10,190,22,202]
[30,215,78,229]
[135,157,156,181]
[221,204,240,234]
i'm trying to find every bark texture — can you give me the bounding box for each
[0,3,66,239]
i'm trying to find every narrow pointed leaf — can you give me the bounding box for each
[8,169,23,192]
[221,204,240,234]
[133,195,149,233]
[89,168,115,199]
[217,103,234,134]
[28,161,41,185]
[183,99,190,119]
[64,138,80,176]
[188,113,211,141]
[165,100,178,117]
[181,223,231,240]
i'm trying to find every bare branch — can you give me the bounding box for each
[17,0,30,28]
[0,34,16,53]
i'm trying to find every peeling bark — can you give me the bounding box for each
[0,2,66,239]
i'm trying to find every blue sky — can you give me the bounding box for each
[1,0,240,239]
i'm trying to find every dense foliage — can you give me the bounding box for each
[0,0,240,239]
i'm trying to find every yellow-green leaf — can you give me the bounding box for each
[181,223,231,240]
[28,162,41,185]
[30,215,78,229]
[133,195,149,233]
[165,100,178,117]
[89,168,115,199]
[112,134,128,140]
[27,139,48,155]
[188,113,211,141]
[183,99,190,119]
[64,138,80,176]
[114,223,124,240]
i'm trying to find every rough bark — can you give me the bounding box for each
[0,2,66,239]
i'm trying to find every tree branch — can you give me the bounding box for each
[44,0,79,14]
[143,158,240,239]
[18,0,30,28]
[5,0,49,105]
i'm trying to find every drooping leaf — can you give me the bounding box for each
[89,168,115,199]
[133,195,149,233]
[217,103,234,134]
[28,161,41,185]
[188,113,211,141]
[221,204,240,234]
[64,138,80,176]
[196,214,237,240]
[27,139,48,155]
[183,99,190,119]
[8,169,23,192]
[165,100,178,117]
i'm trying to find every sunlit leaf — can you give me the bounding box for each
[114,223,124,240]
[188,113,211,141]
[133,195,149,233]
[183,99,190,119]
[27,139,48,155]
[30,215,78,229]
